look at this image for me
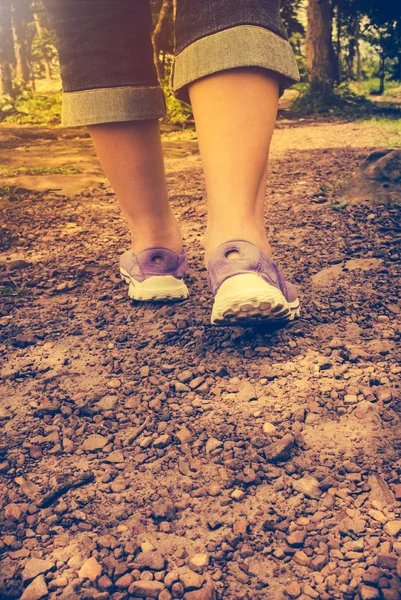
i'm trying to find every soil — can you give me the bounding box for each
[0,113,401,600]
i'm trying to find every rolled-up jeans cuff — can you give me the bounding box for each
[61,85,166,127]
[171,25,300,103]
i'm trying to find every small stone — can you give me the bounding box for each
[369,509,387,524]
[95,395,118,411]
[115,573,134,588]
[20,575,48,600]
[98,575,113,591]
[287,529,306,547]
[82,434,108,451]
[78,557,102,581]
[292,476,322,499]
[188,553,209,572]
[4,503,25,522]
[153,434,172,449]
[104,450,124,463]
[0,406,12,420]
[180,570,205,590]
[178,370,193,383]
[286,581,301,598]
[262,422,277,435]
[384,520,401,536]
[394,484,401,500]
[293,551,310,566]
[237,384,257,402]
[7,259,30,271]
[183,578,215,600]
[62,438,74,453]
[205,437,222,454]
[22,558,55,582]
[152,500,176,521]
[128,580,165,598]
[231,489,245,502]
[344,394,358,404]
[264,434,294,462]
[107,378,121,389]
[135,551,166,571]
[176,427,193,444]
[376,554,398,569]
[359,584,380,600]
[368,474,395,508]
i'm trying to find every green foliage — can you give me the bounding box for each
[292,81,373,115]
[0,90,61,125]
[160,72,193,125]
[0,184,21,202]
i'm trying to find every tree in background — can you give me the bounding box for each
[306,0,336,91]
[0,0,14,96]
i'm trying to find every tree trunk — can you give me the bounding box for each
[355,21,362,91]
[0,0,14,96]
[33,11,52,81]
[379,51,385,95]
[11,0,31,85]
[335,5,341,83]
[152,0,172,80]
[306,0,335,88]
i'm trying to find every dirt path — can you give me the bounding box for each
[1,116,401,600]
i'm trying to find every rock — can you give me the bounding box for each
[4,503,26,521]
[397,557,401,578]
[95,395,118,412]
[231,489,245,502]
[78,557,102,581]
[344,394,358,404]
[205,438,222,455]
[341,148,401,206]
[369,509,387,524]
[394,484,401,500]
[153,434,172,448]
[115,573,133,588]
[287,529,306,547]
[262,422,277,436]
[176,427,193,444]
[128,580,165,598]
[135,551,166,571]
[293,551,311,566]
[82,434,108,451]
[107,378,121,389]
[7,259,30,272]
[264,434,294,463]
[188,553,209,572]
[292,476,322,499]
[62,437,74,453]
[104,450,124,463]
[0,406,12,420]
[152,500,176,521]
[22,558,55,582]
[384,521,401,536]
[178,370,193,383]
[237,384,257,402]
[20,575,48,600]
[184,578,215,600]
[286,581,301,598]
[180,570,205,590]
[359,584,381,600]
[376,554,398,570]
[368,474,395,508]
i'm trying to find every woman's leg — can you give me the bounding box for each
[188,68,279,262]
[88,121,182,254]
[43,0,182,254]
[172,1,300,262]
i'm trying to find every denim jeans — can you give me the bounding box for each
[43,0,299,127]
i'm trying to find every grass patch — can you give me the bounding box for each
[291,81,374,117]
[0,165,82,177]
[0,185,21,202]
[359,117,401,147]
[1,91,62,126]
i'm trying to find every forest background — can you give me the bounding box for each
[0,0,400,127]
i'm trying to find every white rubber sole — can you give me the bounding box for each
[211,274,300,326]
[120,268,189,302]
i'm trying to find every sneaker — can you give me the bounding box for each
[120,247,189,301]
[207,239,300,325]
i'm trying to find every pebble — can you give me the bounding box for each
[135,551,166,571]
[287,529,307,547]
[104,450,124,463]
[22,558,55,582]
[262,422,277,435]
[153,434,172,448]
[82,434,108,451]
[4,503,25,521]
[359,584,381,600]
[383,521,401,536]
[20,575,48,600]
[128,580,165,598]
[78,556,102,581]
[205,437,223,454]
[180,570,205,590]
[293,551,311,566]
[95,395,118,411]
[176,427,193,444]
[292,476,322,499]
[188,553,209,572]
[264,433,294,462]
[237,384,257,402]
[286,581,301,598]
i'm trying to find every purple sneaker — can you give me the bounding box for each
[120,247,189,301]
[207,240,300,325]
